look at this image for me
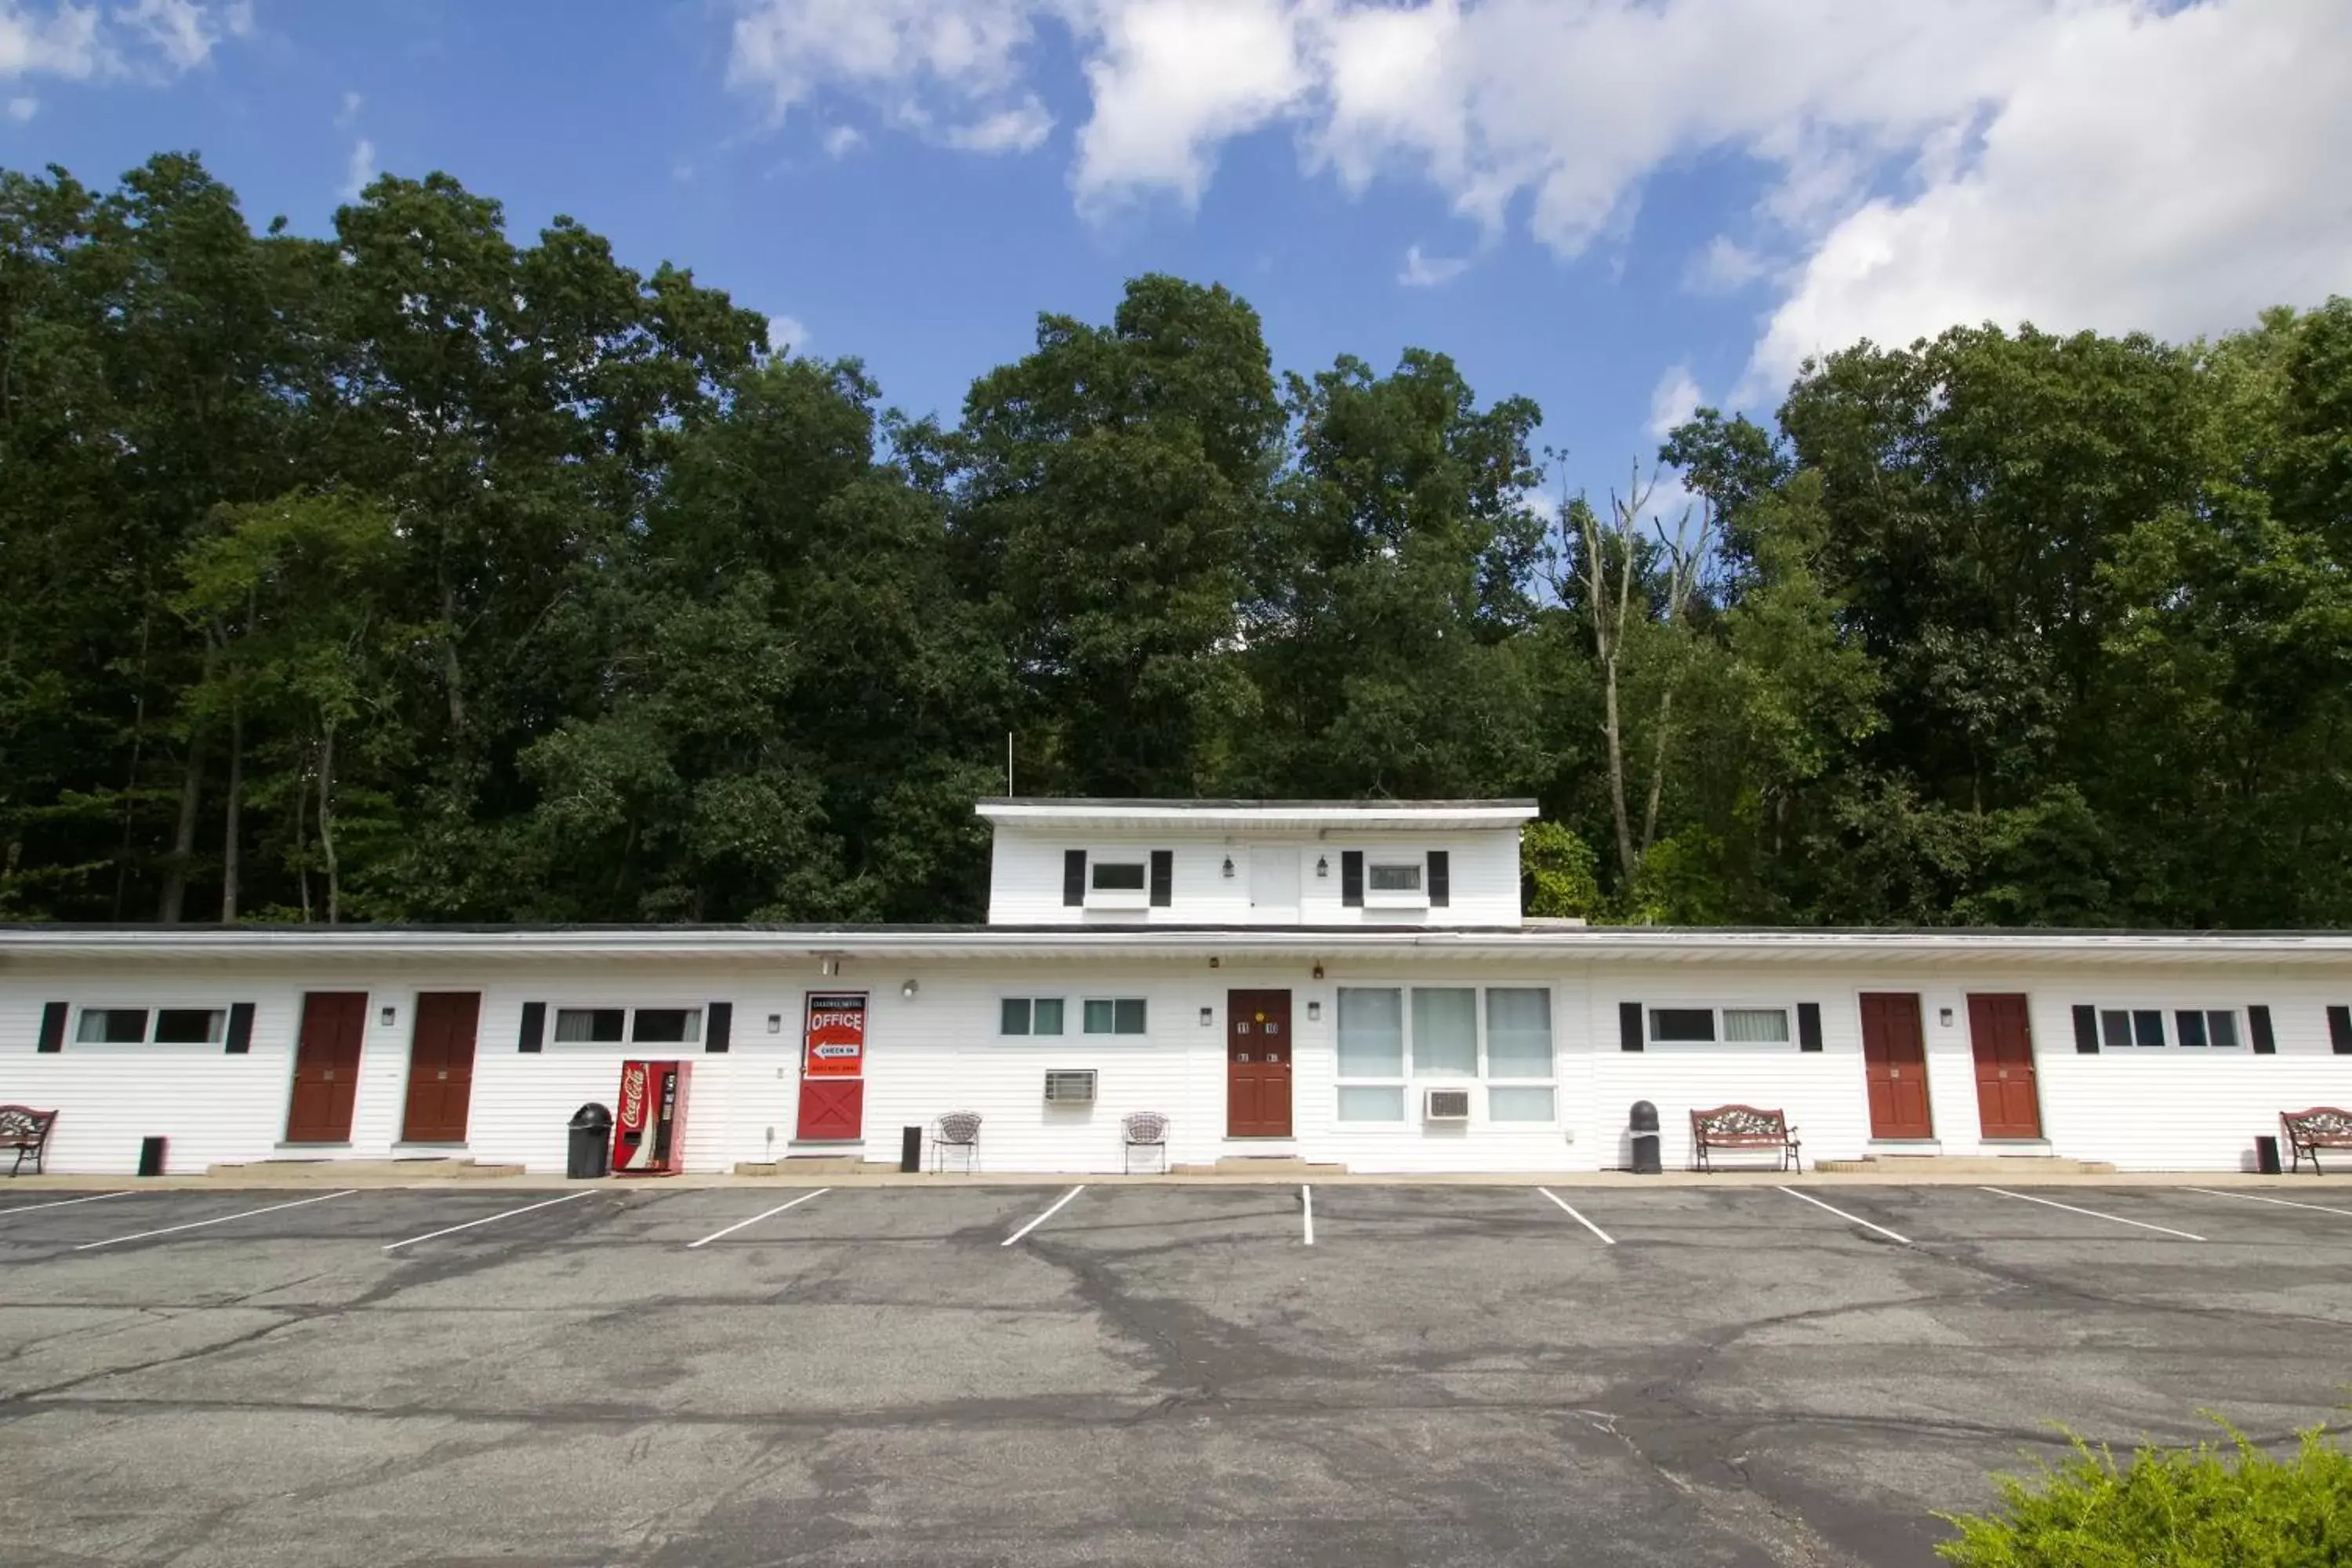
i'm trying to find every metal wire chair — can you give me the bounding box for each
[931,1111,982,1174]
[1122,1111,1170,1174]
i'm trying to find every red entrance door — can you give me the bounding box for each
[401,992,480,1143]
[286,991,368,1144]
[797,1079,865,1142]
[1226,989,1294,1138]
[1966,993,2043,1140]
[1859,992,1933,1140]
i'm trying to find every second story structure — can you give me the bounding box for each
[977,799,1540,927]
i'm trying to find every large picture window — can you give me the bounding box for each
[1335,985,1558,1124]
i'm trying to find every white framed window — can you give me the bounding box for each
[2094,1007,2241,1049]
[77,1007,151,1044]
[552,1007,700,1045]
[153,1008,227,1044]
[1083,998,1147,1035]
[1091,861,1147,891]
[73,1007,227,1045]
[1647,1006,1792,1046]
[1000,997,1066,1036]
[1336,985,1559,1124]
[1363,856,1428,908]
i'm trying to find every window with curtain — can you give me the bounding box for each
[1722,1007,1791,1043]
[1485,989,1553,1078]
[1411,988,1478,1075]
[1337,987,1405,1120]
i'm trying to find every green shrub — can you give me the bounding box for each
[1939,1425,2352,1566]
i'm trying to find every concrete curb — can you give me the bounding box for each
[7,1170,2352,1192]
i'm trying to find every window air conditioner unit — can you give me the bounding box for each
[1044,1069,1098,1105]
[1422,1087,1472,1122]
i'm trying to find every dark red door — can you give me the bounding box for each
[797,1078,865,1142]
[1859,992,1933,1140]
[401,992,480,1143]
[1226,989,1294,1138]
[1966,993,2043,1140]
[286,991,368,1144]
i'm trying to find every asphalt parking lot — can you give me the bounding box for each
[2,1181,2349,1567]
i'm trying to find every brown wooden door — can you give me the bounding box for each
[1859,993,1934,1140]
[401,992,481,1144]
[1966,993,2043,1139]
[1226,989,1294,1138]
[286,991,368,1144]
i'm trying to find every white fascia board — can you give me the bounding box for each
[975,802,1539,833]
[3,927,2351,966]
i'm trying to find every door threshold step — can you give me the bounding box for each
[733,1156,873,1175]
[205,1156,525,1180]
[1172,1156,1349,1176]
[1813,1155,2115,1175]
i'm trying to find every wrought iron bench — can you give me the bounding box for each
[2,1105,57,1177]
[1690,1105,1802,1174]
[1123,1112,1170,1174]
[2280,1107,2352,1174]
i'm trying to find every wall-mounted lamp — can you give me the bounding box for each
[818,956,839,977]
[767,1014,782,1034]
[1307,1000,1322,1022]
[380,1005,397,1027]
[1938,1007,1955,1027]
[1221,855,1235,878]
[1312,962,1324,981]
[901,979,919,1000]
[1208,956,1221,968]
[1316,855,1328,878]
[1199,1006,1214,1026]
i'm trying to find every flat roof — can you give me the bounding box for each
[976,799,1541,832]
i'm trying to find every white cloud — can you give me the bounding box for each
[1397,244,1469,289]
[5,93,34,120]
[1646,364,1702,442]
[947,92,1051,152]
[340,136,376,201]
[821,122,862,157]
[1684,234,1766,296]
[0,0,248,82]
[767,314,808,354]
[336,88,361,127]
[729,1,2352,419]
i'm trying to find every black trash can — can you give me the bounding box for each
[568,1103,613,1180]
[2256,1134,2282,1175]
[1629,1100,1663,1175]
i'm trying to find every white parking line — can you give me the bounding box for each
[383,1190,595,1251]
[687,1189,829,1249]
[1778,1186,1912,1246]
[1980,1185,2205,1241]
[1537,1188,1616,1245]
[1002,1185,1084,1247]
[0,1190,135,1220]
[76,1189,357,1250]
[2186,1186,2352,1219]
[1301,1184,1314,1246]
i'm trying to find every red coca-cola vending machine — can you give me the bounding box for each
[612,1059,691,1176]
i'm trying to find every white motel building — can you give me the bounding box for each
[5,798,2351,1177]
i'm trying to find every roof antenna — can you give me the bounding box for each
[1006,731,1014,798]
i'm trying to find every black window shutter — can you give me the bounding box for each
[2071,1004,2099,1054]
[2249,1004,2277,1055]
[2325,1004,2351,1054]
[225,1002,256,1055]
[705,1001,733,1054]
[1797,1002,1823,1052]
[1428,851,1450,908]
[1341,851,1364,907]
[1063,849,1087,907]
[518,1000,546,1054]
[1149,850,1173,907]
[1619,1000,1644,1052]
[36,1002,67,1054]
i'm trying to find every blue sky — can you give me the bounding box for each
[5,1,2347,510]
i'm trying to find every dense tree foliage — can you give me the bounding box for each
[5,153,2350,927]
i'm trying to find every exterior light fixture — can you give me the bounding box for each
[380,1005,396,1026]
[1221,856,1235,878]
[767,1014,782,1033]
[901,979,919,1000]
[1308,1000,1322,1022]
[1316,855,1328,878]
[1199,1007,1214,1026]
[1939,1007,1955,1027]
[1209,956,1221,968]
[1312,963,1324,981]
